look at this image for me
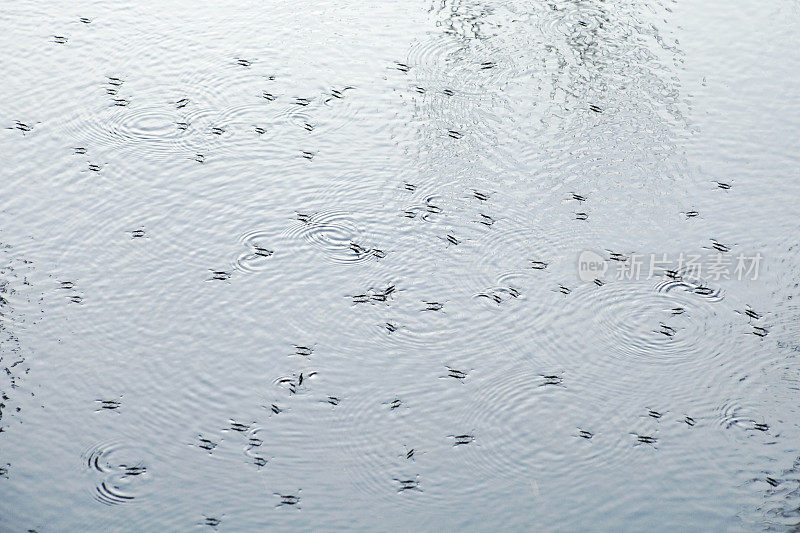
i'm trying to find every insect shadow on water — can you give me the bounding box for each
[195,435,218,452]
[645,408,663,420]
[325,86,355,103]
[439,233,461,247]
[278,371,317,395]
[200,515,223,528]
[632,433,658,447]
[576,429,594,439]
[95,398,122,412]
[540,374,564,387]
[264,403,283,415]
[382,322,400,333]
[402,445,416,461]
[448,434,475,446]
[274,491,301,507]
[466,189,492,202]
[207,270,231,282]
[386,398,404,411]
[422,300,444,311]
[554,285,571,295]
[7,120,39,135]
[737,306,762,321]
[393,477,421,492]
[292,344,315,357]
[569,192,587,203]
[474,213,496,226]
[655,322,677,338]
[441,366,468,381]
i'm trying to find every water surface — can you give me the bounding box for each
[1,0,799,530]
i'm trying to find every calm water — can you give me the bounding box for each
[1,0,799,531]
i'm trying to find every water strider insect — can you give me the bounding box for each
[424,301,444,311]
[293,345,313,356]
[471,189,491,201]
[657,323,676,337]
[475,213,495,226]
[275,493,301,506]
[443,234,460,246]
[445,367,467,380]
[634,434,657,445]
[743,307,762,320]
[229,421,250,432]
[393,478,421,492]
[710,240,731,253]
[449,434,475,446]
[541,374,563,386]
[207,270,231,281]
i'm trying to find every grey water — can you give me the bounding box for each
[1,0,799,531]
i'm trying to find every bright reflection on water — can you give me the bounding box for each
[1,0,799,530]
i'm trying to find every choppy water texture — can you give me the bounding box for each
[1,0,800,531]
